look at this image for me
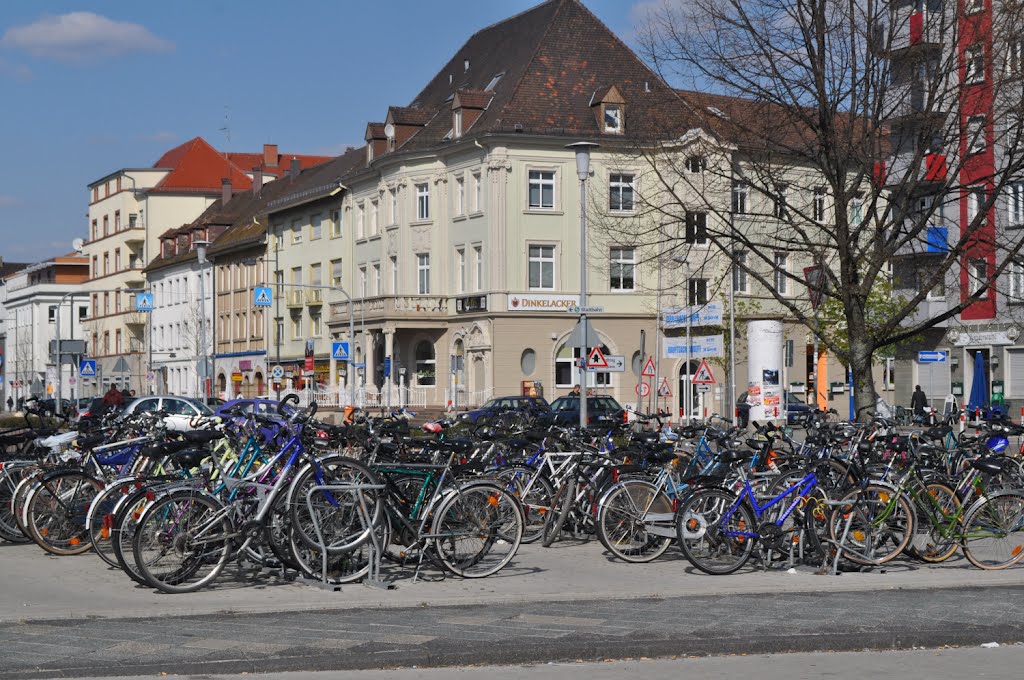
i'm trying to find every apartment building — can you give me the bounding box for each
[0,255,89,403]
[83,138,329,395]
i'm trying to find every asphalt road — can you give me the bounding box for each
[3,584,1023,678]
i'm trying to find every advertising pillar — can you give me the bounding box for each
[747,319,784,423]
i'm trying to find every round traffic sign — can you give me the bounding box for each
[68,377,76,386]
[635,382,651,398]
[146,372,156,383]
[271,365,285,380]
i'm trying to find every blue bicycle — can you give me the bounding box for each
[675,453,824,574]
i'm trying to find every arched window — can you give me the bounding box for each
[555,344,611,388]
[415,340,436,386]
[520,348,536,376]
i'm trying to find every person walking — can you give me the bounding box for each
[5,396,12,412]
[911,384,928,417]
[103,384,125,409]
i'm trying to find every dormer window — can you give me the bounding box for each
[604,105,622,133]
[367,145,374,163]
[454,109,463,138]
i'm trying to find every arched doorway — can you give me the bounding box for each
[254,371,265,396]
[678,360,708,421]
[217,373,227,399]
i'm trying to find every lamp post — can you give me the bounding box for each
[53,291,78,417]
[195,241,211,405]
[567,141,598,430]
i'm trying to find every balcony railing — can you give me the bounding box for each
[286,290,304,308]
[305,289,323,305]
[329,295,450,324]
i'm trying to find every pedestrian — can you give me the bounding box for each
[103,384,125,409]
[911,384,928,417]
[120,386,131,401]
[570,384,581,397]
[5,396,12,411]
[129,390,136,398]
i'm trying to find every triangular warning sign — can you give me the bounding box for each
[691,358,715,384]
[586,346,608,369]
[641,356,656,377]
[658,377,672,397]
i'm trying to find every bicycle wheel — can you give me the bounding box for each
[25,470,104,556]
[12,469,44,539]
[288,456,381,554]
[675,487,755,575]
[0,468,31,543]
[494,465,552,544]
[828,484,914,566]
[596,479,673,563]
[961,491,1024,570]
[541,476,575,547]
[132,489,232,594]
[909,483,961,564]
[288,513,391,585]
[432,482,523,578]
[88,477,139,567]
[112,485,154,585]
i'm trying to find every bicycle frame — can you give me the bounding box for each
[721,471,819,538]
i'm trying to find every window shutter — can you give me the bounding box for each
[1007,349,1024,397]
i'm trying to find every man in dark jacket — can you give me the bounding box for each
[911,385,928,416]
[103,384,125,409]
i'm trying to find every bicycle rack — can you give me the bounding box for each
[817,498,885,576]
[303,483,393,591]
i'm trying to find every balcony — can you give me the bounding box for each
[888,10,944,59]
[884,151,949,188]
[124,311,147,328]
[305,289,323,306]
[286,290,304,308]
[329,295,451,324]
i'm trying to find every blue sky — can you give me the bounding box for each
[0,1,656,263]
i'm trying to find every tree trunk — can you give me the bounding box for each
[848,336,878,423]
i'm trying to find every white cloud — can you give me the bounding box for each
[0,57,32,82]
[0,12,173,63]
[0,194,18,207]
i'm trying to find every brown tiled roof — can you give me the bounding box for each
[0,261,31,280]
[365,123,386,139]
[387,107,433,126]
[453,89,493,109]
[264,146,367,214]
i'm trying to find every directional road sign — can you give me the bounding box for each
[79,359,97,378]
[331,342,350,360]
[270,365,285,380]
[254,287,273,307]
[588,354,625,373]
[566,305,605,314]
[918,351,947,363]
[135,293,154,312]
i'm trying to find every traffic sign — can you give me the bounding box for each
[697,384,712,393]
[270,365,285,380]
[586,346,608,369]
[146,372,156,384]
[78,359,97,378]
[588,354,625,373]
[918,351,947,363]
[641,356,656,377]
[692,358,716,384]
[331,342,350,360]
[658,377,672,397]
[69,377,77,386]
[636,382,651,398]
[566,305,605,314]
[254,287,273,307]
[136,293,154,312]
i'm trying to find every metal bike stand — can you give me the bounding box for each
[303,483,391,591]
[818,498,884,576]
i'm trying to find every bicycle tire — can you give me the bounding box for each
[494,465,552,544]
[288,456,381,554]
[288,513,391,585]
[675,487,755,575]
[909,482,961,564]
[0,468,31,543]
[132,488,232,594]
[432,482,523,578]
[961,490,1024,570]
[87,477,139,567]
[12,469,44,539]
[111,485,154,585]
[542,476,575,547]
[596,479,673,563]
[828,484,914,566]
[25,470,104,556]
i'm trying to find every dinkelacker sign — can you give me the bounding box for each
[506,294,579,311]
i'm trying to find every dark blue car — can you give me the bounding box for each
[461,396,551,424]
[735,391,813,427]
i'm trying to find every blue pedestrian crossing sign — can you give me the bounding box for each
[136,293,154,312]
[79,359,97,378]
[331,342,350,360]
[253,286,273,307]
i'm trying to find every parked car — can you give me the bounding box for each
[548,395,625,427]
[461,396,551,424]
[215,397,296,418]
[120,395,213,431]
[735,391,813,427]
[37,398,74,418]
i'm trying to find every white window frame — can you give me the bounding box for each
[609,247,636,291]
[609,173,635,213]
[455,247,466,294]
[359,266,367,298]
[850,194,864,226]
[417,253,431,294]
[528,244,556,290]
[454,109,463,138]
[969,259,988,298]
[685,156,706,174]
[390,256,398,294]
[685,210,709,245]
[415,183,430,221]
[373,262,381,296]
[773,252,790,296]
[291,315,302,340]
[731,180,748,214]
[967,116,986,154]
[1009,260,1024,301]
[1008,38,1024,76]
[924,267,945,300]
[331,259,343,287]
[292,219,302,244]
[733,251,749,294]
[455,175,465,216]
[527,170,556,211]
[472,172,482,213]
[310,213,322,240]
[604,105,622,133]
[966,0,984,14]
[370,200,379,235]
[356,201,365,239]
[966,45,984,83]
[967,186,985,224]
[389,188,398,225]
[688,278,708,306]
[473,244,483,291]
[1008,181,1024,226]
[310,312,322,338]
[773,184,789,219]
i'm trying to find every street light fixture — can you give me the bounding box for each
[566,141,598,430]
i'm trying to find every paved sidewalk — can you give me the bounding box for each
[2,540,1022,624]
[2,585,1023,678]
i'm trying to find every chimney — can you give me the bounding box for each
[263,143,278,167]
[252,167,263,197]
[221,178,232,204]
[289,158,301,180]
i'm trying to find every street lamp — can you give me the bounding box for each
[195,240,211,405]
[567,141,598,430]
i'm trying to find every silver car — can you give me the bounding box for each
[120,395,213,431]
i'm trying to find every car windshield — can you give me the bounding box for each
[786,393,803,405]
[551,396,620,411]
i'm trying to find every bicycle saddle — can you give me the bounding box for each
[183,430,225,444]
[970,456,1007,477]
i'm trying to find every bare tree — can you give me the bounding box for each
[595,0,1024,419]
